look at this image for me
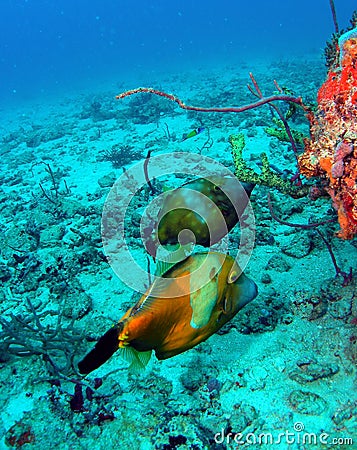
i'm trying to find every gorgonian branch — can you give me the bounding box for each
[116,87,308,114]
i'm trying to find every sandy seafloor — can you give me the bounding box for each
[0,56,356,450]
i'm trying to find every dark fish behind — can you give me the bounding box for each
[157,175,254,247]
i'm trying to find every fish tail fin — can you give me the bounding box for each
[119,346,152,372]
[78,324,122,375]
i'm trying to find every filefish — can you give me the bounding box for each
[182,126,205,141]
[157,175,254,249]
[78,252,257,374]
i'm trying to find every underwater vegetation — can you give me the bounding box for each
[116,23,357,242]
[0,297,84,379]
[98,144,143,169]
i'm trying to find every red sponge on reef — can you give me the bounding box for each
[299,26,357,239]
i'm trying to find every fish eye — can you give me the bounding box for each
[228,270,239,284]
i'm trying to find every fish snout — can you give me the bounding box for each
[231,273,258,311]
[240,276,258,309]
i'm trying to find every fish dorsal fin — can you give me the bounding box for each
[129,279,166,317]
[119,347,152,372]
[155,259,176,278]
[130,275,181,319]
[155,243,194,276]
[145,276,173,300]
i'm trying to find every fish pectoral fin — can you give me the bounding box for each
[78,326,120,375]
[119,347,152,372]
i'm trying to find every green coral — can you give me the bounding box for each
[264,118,306,145]
[229,133,308,199]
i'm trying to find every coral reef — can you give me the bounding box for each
[98,144,143,169]
[264,117,306,145]
[229,133,308,198]
[2,44,357,448]
[298,25,357,239]
[324,11,357,70]
[0,297,85,379]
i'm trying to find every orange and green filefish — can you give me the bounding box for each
[78,252,257,374]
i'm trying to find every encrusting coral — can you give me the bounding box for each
[298,24,357,239]
[229,133,309,199]
[264,117,306,146]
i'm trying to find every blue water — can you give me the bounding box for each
[1,2,357,447]
[0,0,356,105]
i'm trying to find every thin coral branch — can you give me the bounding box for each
[267,193,352,284]
[250,74,305,188]
[315,229,352,285]
[329,0,339,34]
[197,128,213,154]
[163,122,171,141]
[143,149,156,195]
[116,87,307,114]
[249,72,263,97]
[274,79,283,93]
[45,163,59,198]
[249,73,301,159]
[247,83,258,98]
[0,298,85,380]
[39,183,57,205]
[267,193,335,229]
